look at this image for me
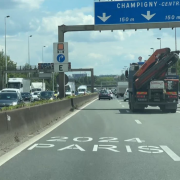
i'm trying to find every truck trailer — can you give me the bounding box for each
[31,82,46,93]
[125,48,179,113]
[116,81,128,97]
[7,78,30,93]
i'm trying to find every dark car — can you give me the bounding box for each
[0,92,24,109]
[21,92,31,101]
[40,91,56,100]
[99,90,111,100]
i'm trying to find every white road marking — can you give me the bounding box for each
[0,98,98,167]
[138,146,163,153]
[126,145,132,152]
[176,111,180,113]
[160,146,180,161]
[93,145,120,152]
[119,102,121,104]
[58,144,85,151]
[135,120,142,124]
[28,144,54,150]
[124,138,145,143]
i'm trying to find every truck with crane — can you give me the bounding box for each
[125,48,179,113]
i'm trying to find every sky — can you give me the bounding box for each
[0,0,179,76]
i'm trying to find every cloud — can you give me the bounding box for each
[0,0,44,9]
[124,54,135,60]
[0,2,179,76]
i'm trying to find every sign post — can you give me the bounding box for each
[53,42,69,72]
[53,42,69,98]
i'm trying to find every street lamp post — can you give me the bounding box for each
[157,38,161,49]
[28,35,32,65]
[42,46,46,91]
[5,15,10,86]
[28,35,32,78]
[42,46,46,62]
[150,48,154,53]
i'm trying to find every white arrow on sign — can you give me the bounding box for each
[97,13,111,22]
[141,11,156,21]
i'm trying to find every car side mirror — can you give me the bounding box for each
[125,70,128,78]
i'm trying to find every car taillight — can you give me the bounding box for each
[137,95,145,98]
[169,95,177,98]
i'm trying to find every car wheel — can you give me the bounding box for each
[99,98,100,100]
[109,98,111,100]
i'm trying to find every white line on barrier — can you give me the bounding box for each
[0,98,98,167]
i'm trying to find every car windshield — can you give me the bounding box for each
[100,90,108,94]
[32,88,41,92]
[41,91,53,97]
[0,93,17,100]
[33,93,38,95]
[21,93,30,96]
[78,89,85,92]
[2,90,16,92]
[8,82,21,89]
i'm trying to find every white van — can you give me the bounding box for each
[123,88,129,102]
[78,85,87,95]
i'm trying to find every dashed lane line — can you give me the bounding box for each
[135,120,142,124]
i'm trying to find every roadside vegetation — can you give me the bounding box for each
[0,93,97,112]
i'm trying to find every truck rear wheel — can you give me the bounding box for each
[170,109,176,113]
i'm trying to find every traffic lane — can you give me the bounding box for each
[117,99,180,157]
[1,99,180,180]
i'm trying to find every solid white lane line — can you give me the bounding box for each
[135,120,142,124]
[160,146,180,161]
[0,98,98,167]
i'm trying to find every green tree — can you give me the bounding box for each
[0,50,16,71]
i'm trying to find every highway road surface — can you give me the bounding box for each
[1,96,180,180]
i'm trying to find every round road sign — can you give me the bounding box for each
[57,54,65,63]
[138,56,142,61]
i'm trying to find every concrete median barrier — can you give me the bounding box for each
[73,93,98,108]
[0,94,98,151]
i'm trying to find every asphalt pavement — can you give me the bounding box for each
[1,96,180,180]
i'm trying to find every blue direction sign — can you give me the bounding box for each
[94,0,180,25]
[57,54,65,63]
